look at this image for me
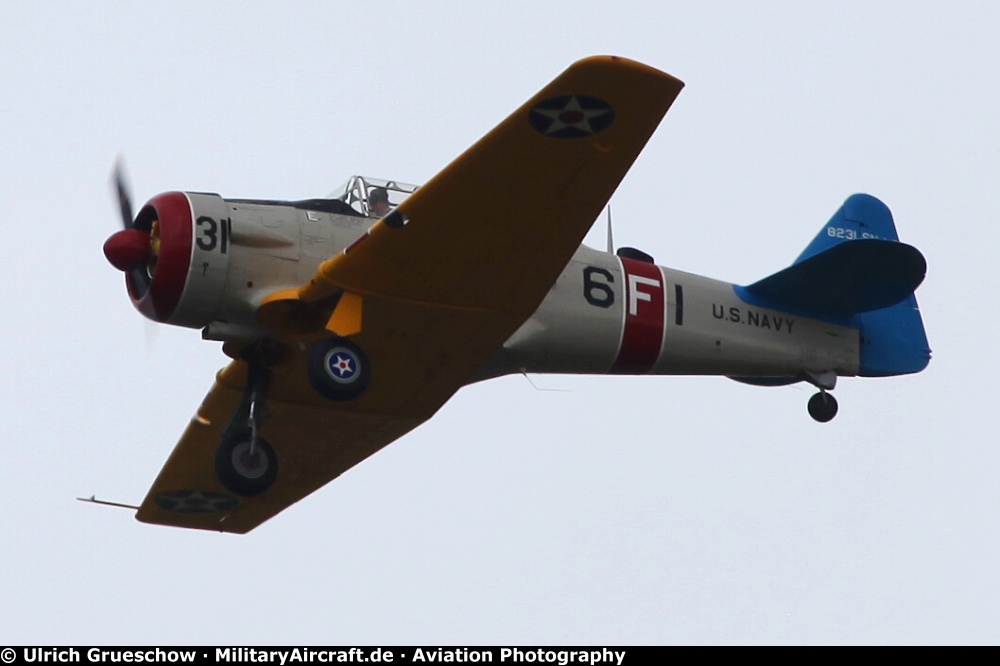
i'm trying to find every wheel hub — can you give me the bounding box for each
[232,442,268,479]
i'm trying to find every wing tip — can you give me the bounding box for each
[570,54,685,89]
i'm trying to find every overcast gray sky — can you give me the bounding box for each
[1,0,998,645]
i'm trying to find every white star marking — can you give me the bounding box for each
[533,96,611,135]
[331,354,354,377]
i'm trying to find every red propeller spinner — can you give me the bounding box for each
[104,161,192,323]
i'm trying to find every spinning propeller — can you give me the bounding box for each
[103,159,160,274]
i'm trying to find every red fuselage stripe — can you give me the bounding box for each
[611,257,665,374]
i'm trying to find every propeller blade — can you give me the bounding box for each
[112,157,134,229]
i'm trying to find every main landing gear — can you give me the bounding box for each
[215,346,280,496]
[213,337,372,496]
[804,371,838,423]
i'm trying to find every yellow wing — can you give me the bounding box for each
[287,55,684,313]
[135,56,684,533]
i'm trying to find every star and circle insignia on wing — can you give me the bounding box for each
[155,490,240,514]
[529,95,615,138]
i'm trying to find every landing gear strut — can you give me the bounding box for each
[804,370,838,423]
[214,345,280,496]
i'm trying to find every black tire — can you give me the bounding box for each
[214,429,279,497]
[807,392,838,423]
[307,337,371,401]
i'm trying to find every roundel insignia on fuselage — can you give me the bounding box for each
[529,95,615,138]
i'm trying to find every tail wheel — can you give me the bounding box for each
[215,429,279,496]
[307,337,371,401]
[807,391,838,423]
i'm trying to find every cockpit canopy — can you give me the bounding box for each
[329,176,419,218]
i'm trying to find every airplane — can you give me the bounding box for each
[101,56,930,533]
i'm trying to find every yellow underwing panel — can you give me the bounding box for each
[136,56,684,533]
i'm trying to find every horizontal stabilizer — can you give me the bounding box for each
[743,239,926,317]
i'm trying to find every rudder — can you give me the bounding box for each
[857,294,931,376]
[833,195,931,376]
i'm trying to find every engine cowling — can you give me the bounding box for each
[103,191,231,329]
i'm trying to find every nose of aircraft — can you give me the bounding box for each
[104,228,151,271]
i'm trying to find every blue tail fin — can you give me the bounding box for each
[795,192,902,261]
[740,194,931,376]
